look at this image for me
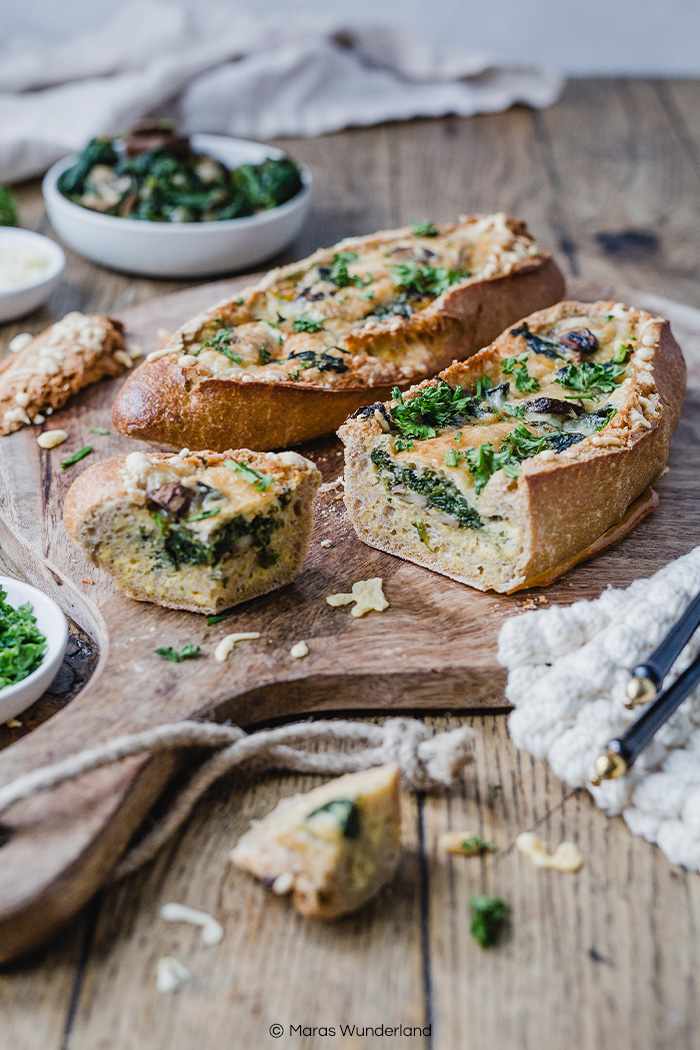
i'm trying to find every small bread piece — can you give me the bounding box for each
[112,214,564,451]
[339,301,686,592]
[231,765,401,919]
[63,448,321,613]
[0,312,129,435]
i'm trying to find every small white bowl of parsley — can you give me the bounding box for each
[42,123,312,278]
[0,577,68,723]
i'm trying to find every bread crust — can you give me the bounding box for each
[63,448,321,613]
[0,313,128,435]
[339,300,686,592]
[112,218,565,451]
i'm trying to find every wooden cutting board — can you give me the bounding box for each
[0,276,698,961]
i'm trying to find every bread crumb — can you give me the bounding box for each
[214,632,260,663]
[290,640,309,659]
[319,476,344,493]
[516,832,584,873]
[439,832,492,856]
[80,578,94,585]
[326,578,388,618]
[156,956,191,993]
[37,429,68,449]
[320,539,332,549]
[6,718,22,728]
[8,332,33,353]
[157,327,171,340]
[272,872,294,895]
[160,902,224,945]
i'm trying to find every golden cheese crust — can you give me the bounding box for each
[63,447,321,613]
[0,312,131,435]
[112,215,565,451]
[339,300,686,592]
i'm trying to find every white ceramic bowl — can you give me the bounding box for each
[43,134,312,279]
[0,576,68,723]
[0,228,65,323]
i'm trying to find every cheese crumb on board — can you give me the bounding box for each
[319,476,344,493]
[320,539,332,548]
[290,640,309,659]
[516,832,584,873]
[9,332,33,353]
[36,429,68,449]
[214,632,260,663]
[326,578,388,618]
[439,832,493,856]
[156,956,191,993]
[160,902,224,945]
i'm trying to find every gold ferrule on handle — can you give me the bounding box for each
[590,750,628,786]
[625,675,656,709]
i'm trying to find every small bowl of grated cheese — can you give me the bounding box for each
[0,228,65,323]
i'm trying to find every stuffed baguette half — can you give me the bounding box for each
[112,214,564,451]
[63,448,321,613]
[339,301,685,592]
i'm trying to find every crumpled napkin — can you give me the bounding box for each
[0,0,563,183]
[499,545,700,871]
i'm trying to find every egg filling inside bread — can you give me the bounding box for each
[231,764,401,919]
[339,301,685,592]
[63,448,321,613]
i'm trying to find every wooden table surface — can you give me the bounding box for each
[2,78,700,1050]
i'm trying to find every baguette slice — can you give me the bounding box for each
[0,312,134,435]
[339,301,686,592]
[231,765,401,919]
[63,448,321,613]
[112,214,564,451]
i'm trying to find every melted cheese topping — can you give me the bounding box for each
[151,214,543,385]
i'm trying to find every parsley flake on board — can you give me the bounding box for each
[207,610,233,626]
[469,895,509,948]
[555,360,626,395]
[293,313,325,333]
[60,446,92,469]
[89,427,109,435]
[225,459,275,491]
[389,262,467,297]
[154,644,201,662]
[0,586,47,688]
[410,220,439,237]
[460,835,493,855]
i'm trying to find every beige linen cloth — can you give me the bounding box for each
[0,0,562,183]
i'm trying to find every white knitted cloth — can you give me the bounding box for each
[498,546,700,871]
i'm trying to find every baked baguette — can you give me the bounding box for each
[339,300,686,592]
[0,312,134,435]
[63,447,321,613]
[231,764,401,919]
[112,214,564,451]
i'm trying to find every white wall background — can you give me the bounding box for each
[4,0,700,77]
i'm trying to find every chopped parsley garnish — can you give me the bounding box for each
[389,262,467,297]
[502,424,550,459]
[444,449,465,467]
[555,360,626,395]
[464,443,519,495]
[501,352,540,393]
[595,406,617,431]
[475,376,492,399]
[469,894,509,948]
[199,327,243,363]
[259,347,271,364]
[612,343,632,364]
[459,835,493,855]
[154,644,201,662]
[0,586,47,688]
[410,220,439,237]
[412,520,432,548]
[325,251,371,289]
[393,437,414,453]
[293,313,325,333]
[225,459,275,491]
[187,508,221,522]
[207,610,233,625]
[89,427,109,435]
[390,380,473,441]
[306,798,361,838]
[60,446,92,469]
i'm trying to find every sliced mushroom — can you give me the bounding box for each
[148,482,197,519]
[524,396,584,417]
[557,328,599,355]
